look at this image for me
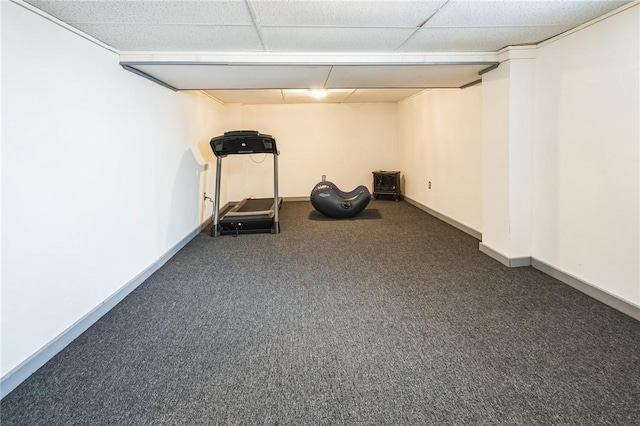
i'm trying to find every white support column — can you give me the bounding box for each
[480,48,536,267]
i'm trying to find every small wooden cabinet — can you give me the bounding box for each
[372,171,401,201]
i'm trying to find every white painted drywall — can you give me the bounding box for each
[531,5,640,304]
[397,87,483,232]
[481,65,512,254]
[1,2,225,377]
[221,103,398,201]
[507,58,535,258]
[481,56,535,259]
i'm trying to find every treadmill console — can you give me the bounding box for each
[210,130,278,157]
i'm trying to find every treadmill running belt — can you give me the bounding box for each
[219,197,283,235]
[236,198,274,212]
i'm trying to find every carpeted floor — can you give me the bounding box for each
[2,200,639,425]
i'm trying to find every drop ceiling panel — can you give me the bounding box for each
[345,89,425,103]
[326,65,488,88]
[201,89,425,104]
[24,0,635,105]
[25,0,254,25]
[68,23,264,52]
[261,27,417,52]
[24,0,633,54]
[283,89,355,103]
[400,25,572,52]
[203,90,284,104]
[130,64,332,90]
[250,0,445,27]
[426,0,630,27]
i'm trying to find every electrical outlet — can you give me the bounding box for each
[428,181,431,189]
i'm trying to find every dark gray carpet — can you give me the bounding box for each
[2,201,639,425]
[308,208,382,221]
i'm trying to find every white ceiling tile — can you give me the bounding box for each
[399,26,572,52]
[203,90,284,104]
[25,1,254,25]
[250,1,445,27]
[261,27,416,52]
[425,0,630,28]
[200,88,420,105]
[326,65,489,88]
[26,0,633,101]
[345,89,425,103]
[131,64,332,90]
[70,23,264,52]
[282,89,355,103]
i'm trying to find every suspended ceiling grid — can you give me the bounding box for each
[20,0,634,103]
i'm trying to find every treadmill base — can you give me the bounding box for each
[213,197,282,237]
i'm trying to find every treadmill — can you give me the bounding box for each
[209,130,282,237]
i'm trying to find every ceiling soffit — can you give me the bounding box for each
[119,52,500,93]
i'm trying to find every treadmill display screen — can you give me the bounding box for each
[210,130,278,157]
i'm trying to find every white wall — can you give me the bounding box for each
[222,103,398,201]
[481,56,535,260]
[1,2,225,378]
[531,5,640,305]
[481,65,512,251]
[397,87,483,232]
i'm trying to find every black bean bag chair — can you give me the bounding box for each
[310,181,371,218]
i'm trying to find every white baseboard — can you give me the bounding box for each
[0,225,202,399]
[478,242,532,267]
